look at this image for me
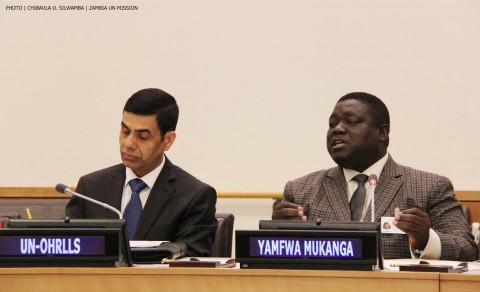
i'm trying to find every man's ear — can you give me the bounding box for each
[378,124,389,142]
[163,131,177,151]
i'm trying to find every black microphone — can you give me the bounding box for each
[56,183,122,219]
[368,174,378,222]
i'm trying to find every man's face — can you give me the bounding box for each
[119,112,176,177]
[326,99,386,172]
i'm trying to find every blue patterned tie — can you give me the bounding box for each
[124,178,147,240]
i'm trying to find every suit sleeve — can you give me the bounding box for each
[283,181,294,202]
[173,185,218,257]
[428,176,478,261]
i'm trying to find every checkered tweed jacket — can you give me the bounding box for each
[283,156,478,261]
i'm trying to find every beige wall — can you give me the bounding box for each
[1,0,480,194]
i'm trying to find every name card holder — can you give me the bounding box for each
[0,219,130,267]
[236,228,382,271]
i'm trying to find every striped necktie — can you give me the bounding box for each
[124,178,147,240]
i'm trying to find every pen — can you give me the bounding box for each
[26,208,32,220]
[161,258,201,264]
[161,258,176,264]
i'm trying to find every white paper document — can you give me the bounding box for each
[129,240,167,248]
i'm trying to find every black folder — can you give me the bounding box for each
[130,242,186,264]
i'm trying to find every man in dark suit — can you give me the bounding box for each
[66,88,217,257]
[273,92,477,261]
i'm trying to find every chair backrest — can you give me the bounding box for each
[211,213,235,257]
[462,205,471,224]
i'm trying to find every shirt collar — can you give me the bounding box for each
[124,155,166,189]
[343,153,389,183]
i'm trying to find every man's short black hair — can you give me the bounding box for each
[124,88,179,137]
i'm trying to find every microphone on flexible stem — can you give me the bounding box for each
[55,183,123,219]
[368,174,378,223]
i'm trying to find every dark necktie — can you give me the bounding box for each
[124,178,147,240]
[350,174,368,221]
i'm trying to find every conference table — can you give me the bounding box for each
[2,265,480,292]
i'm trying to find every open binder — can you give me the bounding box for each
[168,258,236,268]
[130,242,186,264]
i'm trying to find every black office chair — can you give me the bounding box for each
[0,212,21,228]
[211,213,235,257]
[462,205,471,224]
[461,205,480,260]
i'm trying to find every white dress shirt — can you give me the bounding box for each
[120,155,166,214]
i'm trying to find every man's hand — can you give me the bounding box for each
[393,208,431,250]
[272,201,307,220]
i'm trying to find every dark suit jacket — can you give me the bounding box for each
[66,157,218,257]
[284,156,477,261]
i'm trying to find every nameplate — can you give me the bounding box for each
[0,235,105,256]
[236,229,380,270]
[250,237,363,259]
[0,219,129,267]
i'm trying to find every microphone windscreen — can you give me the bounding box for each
[55,183,69,194]
[368,174,378,185]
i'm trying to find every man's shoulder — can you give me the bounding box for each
[80,163,125,181]
[387,159,449,180]
[385,158,453,188]
[165,161,213,190]
[289,166,339,185]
